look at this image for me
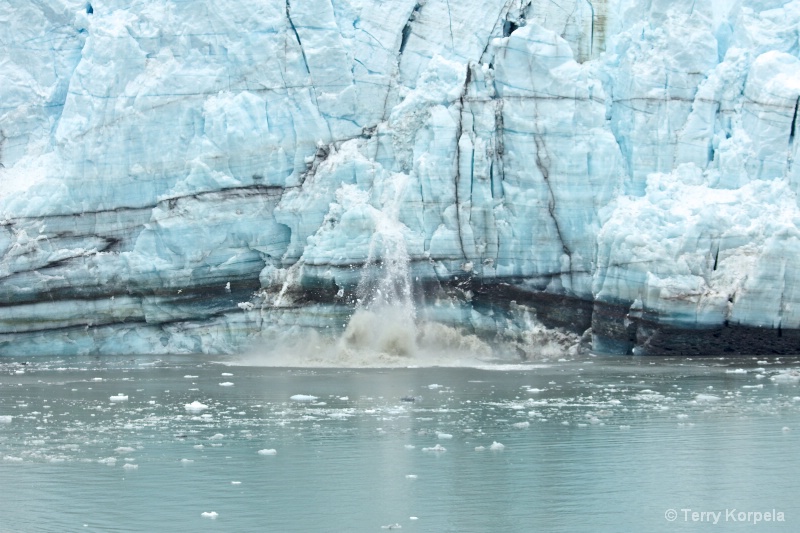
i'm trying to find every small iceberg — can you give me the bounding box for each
[258,449,277,456]
[771,370,800,383]
[694,394,721,403]
[421,444,446,452]
[489,441,505,451]
[290,394,317,402]
[109,394,128,402]
[201,512,218,519]
[184,401,208,413]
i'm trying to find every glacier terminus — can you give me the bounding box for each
[2,0,800,358]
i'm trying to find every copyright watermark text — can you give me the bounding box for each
[665,508,785,525]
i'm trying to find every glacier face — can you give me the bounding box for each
[2,0,800,356]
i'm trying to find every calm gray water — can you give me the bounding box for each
[0,355,799,532]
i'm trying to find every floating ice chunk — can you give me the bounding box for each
[474,446,485,451]
[512,421,530,429]
[258,449,277,455]
[3,456,23,462]
[97,457,117,465]
[184,401,208,413]
[122,463,138,470]
[619,425,631,430]
[290,395,317,402]
[726,369,748,374]
[180,458,194,464]
[201,512,218,519]
[526,388,545,393]
[91,378,103,382]
[405,474,417,479]
[114,447,135,454]
[695,394,721,403]
[427,384,442,390]
[219,382,234,387]
[0,416,12,423]
[422,444,446,452]
[410,517,418,520]
[782,427,791,432]
[184,375,198,379]
[489,442,505,451]
[221,373,233,376]
[231,481,241,485]
[404,444,415,450]
[339,396,349,401]
[436,432,453,439]
[676,414,689,420]
[209,434,224,440]
[109,394,128,402]
[381,523,401,529]
[771,371,800,383]
[193,445,204,450]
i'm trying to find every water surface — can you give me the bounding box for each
[0,355,798,532]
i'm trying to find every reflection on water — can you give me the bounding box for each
[0,355,799,532]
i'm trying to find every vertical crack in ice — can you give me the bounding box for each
[445,0,455,52]
[533,132,572,262]
[285,0,310,75]
[586,0,595,58]
[399,3,423,55]
[479,0,514,62]
[453,65,472,260]
[788,96,799,173]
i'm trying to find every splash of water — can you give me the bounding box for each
[338,173,417,357]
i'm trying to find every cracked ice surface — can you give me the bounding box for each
[2,0,800,355]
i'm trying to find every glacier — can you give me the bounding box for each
[2,0,800,357]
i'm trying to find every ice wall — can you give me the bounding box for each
[2,0,800,356]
